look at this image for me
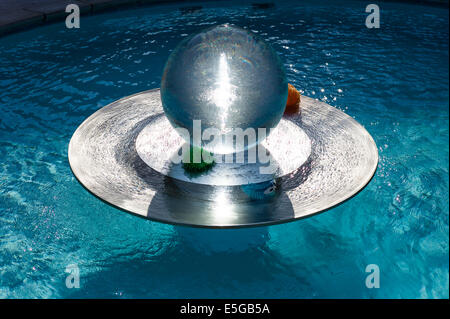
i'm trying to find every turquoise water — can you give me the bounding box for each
[0,0,448,298]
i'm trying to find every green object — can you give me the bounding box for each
[182,146,215,174]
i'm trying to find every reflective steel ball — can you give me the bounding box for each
[161,24,288,154]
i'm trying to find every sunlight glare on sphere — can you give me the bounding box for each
[160,24,288,154]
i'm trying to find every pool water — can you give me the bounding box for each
[0,0,448,298]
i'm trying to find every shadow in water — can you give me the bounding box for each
[63,226,312,298]
[175,225,270,253]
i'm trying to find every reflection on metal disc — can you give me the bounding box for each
[68,89,378,228]
[135,115,311,186]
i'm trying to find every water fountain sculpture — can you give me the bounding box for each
[68,24,378,227]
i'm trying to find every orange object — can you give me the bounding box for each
[285,83,301,114]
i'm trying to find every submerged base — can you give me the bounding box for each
[68,89,378,228]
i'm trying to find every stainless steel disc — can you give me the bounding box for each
[135,115,311,186]
[68,89,378,228]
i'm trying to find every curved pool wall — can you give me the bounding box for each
[0,0,448,298]
[0,0,449,36]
